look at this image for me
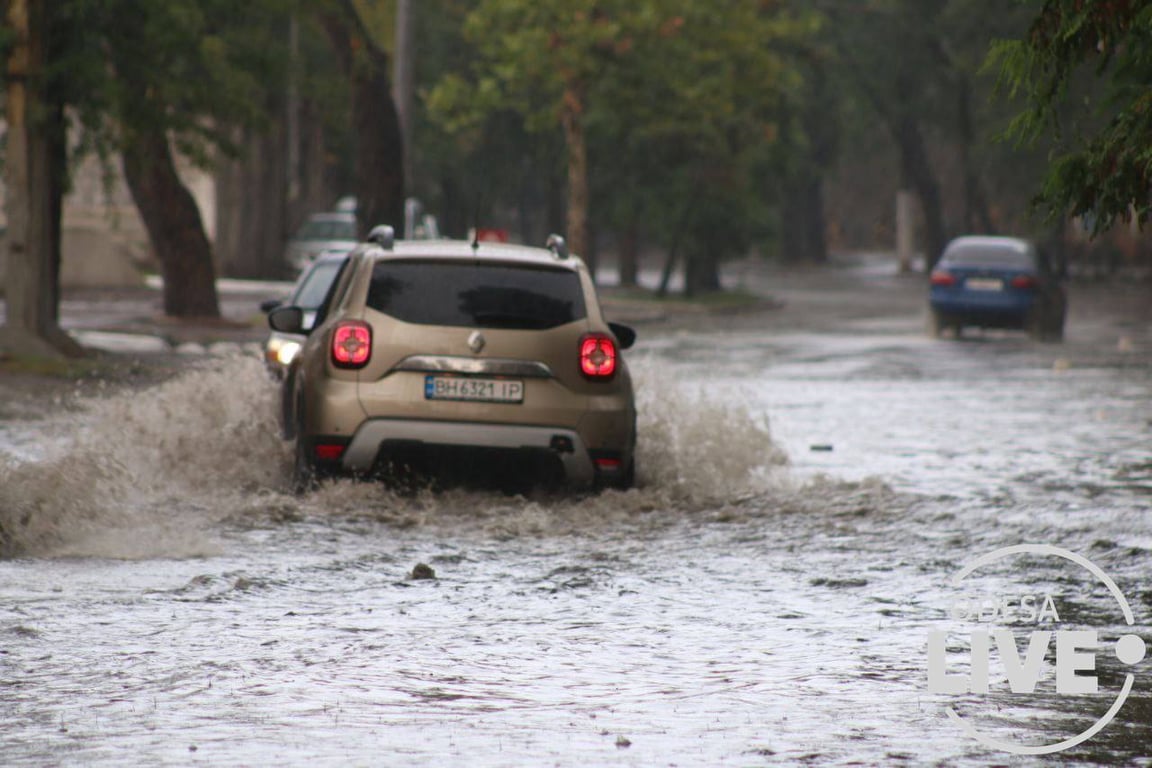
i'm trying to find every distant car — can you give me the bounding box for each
[262,250,349,378]
[929,236,1066,341]
[284,212,358,273]
[267,229,638,494]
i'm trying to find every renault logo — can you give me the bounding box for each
[468,331,486,354]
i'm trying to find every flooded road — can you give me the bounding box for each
[2,260,1151,765]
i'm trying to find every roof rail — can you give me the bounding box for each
[545,233,568,259]
[367,225,395,250]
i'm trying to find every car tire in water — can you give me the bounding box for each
[929,311,959,339]
[618,459,636,490]
[292,434,318,495]
[1046,308,1066,342]
[1028,305,1063,343]
[291,395,328,494]
[928,311,944,338]
[281,369,297,441]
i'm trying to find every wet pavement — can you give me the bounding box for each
[1,256,1151,765]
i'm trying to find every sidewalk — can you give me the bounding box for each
[55,280,289,355]
[2,255,818,358]
[7,269,780,356]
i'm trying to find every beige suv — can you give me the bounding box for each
[268,228,637,493]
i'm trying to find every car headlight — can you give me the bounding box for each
[276,341,302,366]
[266,338,302,367]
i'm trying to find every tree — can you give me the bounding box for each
[600,3,807,295]
[431,1,808,290]
[992,1,1152,232]
[820,0,954,267]
[1,0,82,357]
[431,0,635,270]
[317,0,405,237]
[2,0,296,325]
[96,0,294,317]
[216,15,350,279]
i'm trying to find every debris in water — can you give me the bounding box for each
[810,444,834,452]
[810,577,868,589]
[409,563,436,580]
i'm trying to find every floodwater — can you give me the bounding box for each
[2,261,1151,766]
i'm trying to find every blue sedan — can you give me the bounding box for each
[929,236,1066,341]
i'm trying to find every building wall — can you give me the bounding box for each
[1,147,216,289]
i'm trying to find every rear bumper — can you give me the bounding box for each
[930,289,1033,314]
[929,291,1034,327]
[343,419,596,486]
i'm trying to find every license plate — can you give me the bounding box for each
[965,278,1003,291]
[424,375,524,403]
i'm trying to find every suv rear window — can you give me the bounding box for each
[367,260,586,330]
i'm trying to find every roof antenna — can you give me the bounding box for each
[470,188,481,254]
[546,233,568,259]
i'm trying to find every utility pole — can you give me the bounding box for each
[393,0,414,194]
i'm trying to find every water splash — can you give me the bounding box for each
[0,354,289,558]
[0,356,797,557]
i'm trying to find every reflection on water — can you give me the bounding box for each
[1,321,1150,765]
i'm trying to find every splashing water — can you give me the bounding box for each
[0,355,794,558]
[0,355,290,558]
[631,361,789,500]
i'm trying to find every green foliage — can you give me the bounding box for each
[50,0,295,169]
[993,0,1152,231]
[428,0,815,262]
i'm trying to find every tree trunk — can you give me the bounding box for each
[47,98,66,322]
[657,185,702,297]
[781,61,834,264]
[559,79,592,274]
[781,173,827,264]
[317,0,405,239]
[893,115,947,271]
[656,246,678,298]
[854,55,948,272]
[618,221,639,287]
[122,127,221,318]
[956,75,995,234]
[684,249,721,298]
[216,125,289,279]
[1,0,82,358]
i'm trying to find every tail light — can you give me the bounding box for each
[930,270,956,287]
[580,333,617,379]
[332,321,372,368]
[314,443,346,462]
[1010,274,1037,289]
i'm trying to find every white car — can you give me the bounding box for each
[263,250,349,377]
[283,212,358,273]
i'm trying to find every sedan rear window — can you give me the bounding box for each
[367,260,586,330]
[942,246,1034,270]
[295,218,356,241]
